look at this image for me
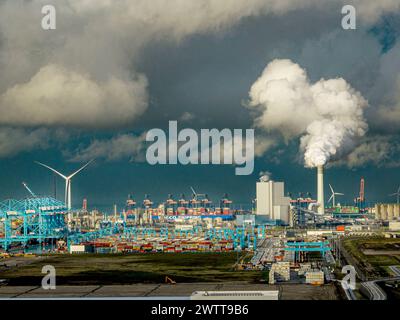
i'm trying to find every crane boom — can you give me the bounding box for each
[22,182,36,197]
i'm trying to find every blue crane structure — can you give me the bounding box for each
[1,194,269,252]
[0,197,68,251]
[284,241,330,257]
[121,225,268,250]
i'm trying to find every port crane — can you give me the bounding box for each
[22,182,37,197]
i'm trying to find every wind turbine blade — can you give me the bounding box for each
[190,186,197,195]
[328,195,333,203]
[389,193,397,196]
[336,193,344,196]
[68,159,94,179]
[35,161,67,180]
[329,184,334,194]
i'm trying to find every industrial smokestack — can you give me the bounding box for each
[317,165,325,215]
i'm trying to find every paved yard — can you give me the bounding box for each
[0,282,339,299]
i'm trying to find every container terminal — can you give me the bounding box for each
[1,171,400,300]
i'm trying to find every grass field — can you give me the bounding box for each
[1,253,265,286]
[343,237,400,278]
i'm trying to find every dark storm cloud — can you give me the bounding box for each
[0,1,400,206]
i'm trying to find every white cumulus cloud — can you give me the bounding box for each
[0,64,148,128]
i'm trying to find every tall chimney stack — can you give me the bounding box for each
[317,165,325,215]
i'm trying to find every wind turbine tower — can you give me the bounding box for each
[328,184,344,207]
[35,160,94,212]
[389,186,400,205]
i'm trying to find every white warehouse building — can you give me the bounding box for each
[256,177,290,224]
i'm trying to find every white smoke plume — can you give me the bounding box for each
[249,59,368,167]
[259,171,272,182]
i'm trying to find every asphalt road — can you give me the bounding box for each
[360,273,400,300]
[361,281,387,300]
[389,265,400,277]
[337,241,400,300]
[338,240,367,282]
[250,238,279,265]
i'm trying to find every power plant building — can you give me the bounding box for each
[256,178,290,224]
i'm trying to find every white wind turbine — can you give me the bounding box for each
[328,184,344,207]
[389,186,400,205]
[35,160,94,210]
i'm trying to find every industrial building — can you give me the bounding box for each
[191,290,279,300]
[375,203,400,220]
[269,262,290,284]
[256,176,290,224]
